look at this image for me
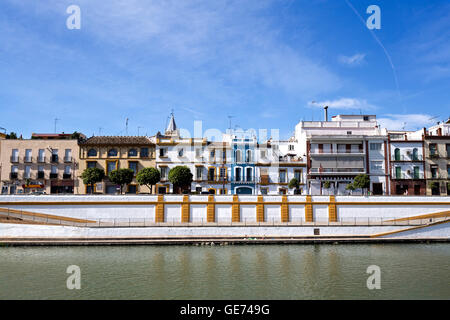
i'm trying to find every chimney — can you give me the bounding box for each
[324,106,328,122]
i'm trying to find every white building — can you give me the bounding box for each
[294,113,389,195]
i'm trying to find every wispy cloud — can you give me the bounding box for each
[378,114,437,131]
[338,53,366,66]
[308,98,377,110]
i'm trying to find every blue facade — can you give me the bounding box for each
[230,137,256,194]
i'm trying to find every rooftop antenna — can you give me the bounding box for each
[402,122,407,130]
[125,118,129,136]
[227,115,235,130]
[138,126,143,136]
[98,127,103,135]
[54,118,60,133]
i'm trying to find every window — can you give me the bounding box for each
[260,188,268,195]
[11,149,18,162]
[128,149,138,157]
[159,148,167,157]
[370,143,382,151]
[129,162,138,175]
[87,161,97,168]
[219,167,227,180]
[246,150,252,162]
[107,161,117,174]
[347,131,352,135]
[429,144,437,156]
[38,149,45,162]
[25,149,32,162]
[246,167,253,181]
[64,149,72,162]
[413,166,420,179]
[196,167,203,180]
[260,150,266,158]
[51,149,58,162]
[394,148,400,161]
[446,144,450,158]
[370,161,383,171]
[294,170,302,181]
[87,149,97,157]
[38,166,44,179]
[222,150,226,160]
[430,165,438,179]
[289,145,295,151]
[210,150,215,159]
[279,170,286,183]
[208,167,215,181]
[127,185,137,194]
[447,165,450,177]
[395,167,401,179]
[140,148,149,158]
[195,148,202,158]
[51,165,58,174]
[64,166,71,174]
[412,148,419,160]
[235,150,242,162]
[235,167,242,181]
[108,149,118,157]
[160,167,168,180]
[24,166,31,179]
[178,148,184,157]
[363,116,369,121]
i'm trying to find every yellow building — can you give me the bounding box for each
[78,136,156,194]
[0,136,80,194]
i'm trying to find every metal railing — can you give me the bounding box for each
[1,208,447,228]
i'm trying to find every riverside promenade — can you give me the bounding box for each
[0,195,449,244]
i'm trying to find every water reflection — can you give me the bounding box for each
[0,244,449,299]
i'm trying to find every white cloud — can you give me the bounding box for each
[308,98,377,110]
[378,114,436,131]
[338,53,366,66]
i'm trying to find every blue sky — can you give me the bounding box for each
[0,0,449,139]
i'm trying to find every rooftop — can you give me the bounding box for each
[80,136,155,146]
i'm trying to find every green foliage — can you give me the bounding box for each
[108,168,134,194]
[429,181,439,189]
[81,168,105,193]
[71,131,83,142]
[288,178,299,190]
[168,166,193,192]
[323,181,331,189]
[6,132,18,139]
[345,183,355,191]
[352,174,370,190]
[136,167,160,193]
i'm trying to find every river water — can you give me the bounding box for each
[0,244,449,299]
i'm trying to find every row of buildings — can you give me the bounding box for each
[1,111,449,196]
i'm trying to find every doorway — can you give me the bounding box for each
[372,183,383,195]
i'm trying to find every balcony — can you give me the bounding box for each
[206,175,229,183]
[392,173,424,180]
[232,177,255,183]
[260,175,270,185]
[391,155,423,161]
[37,172,45,179]
[49,173,58,179]
[63,173,72,179]
[51,155,59,163]
[310,151,364,156]
[37,157,46,163]
[309,168,365,175]
[10,172,18,179]
[10,156,20,163]
[64,156,72,163]
[427,153,440,159]
[24,156,33,163]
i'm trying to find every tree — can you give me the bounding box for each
[345,183,355,195]
[71,131,83,142]
[6,132,17,139]
[81,168,105,194]
[108,168,134,194]
[136,167,160,194]
[353,174,371,195]
[168,166,193,194]
[288,178,300,194]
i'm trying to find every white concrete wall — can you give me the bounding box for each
[0,195,448,224]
